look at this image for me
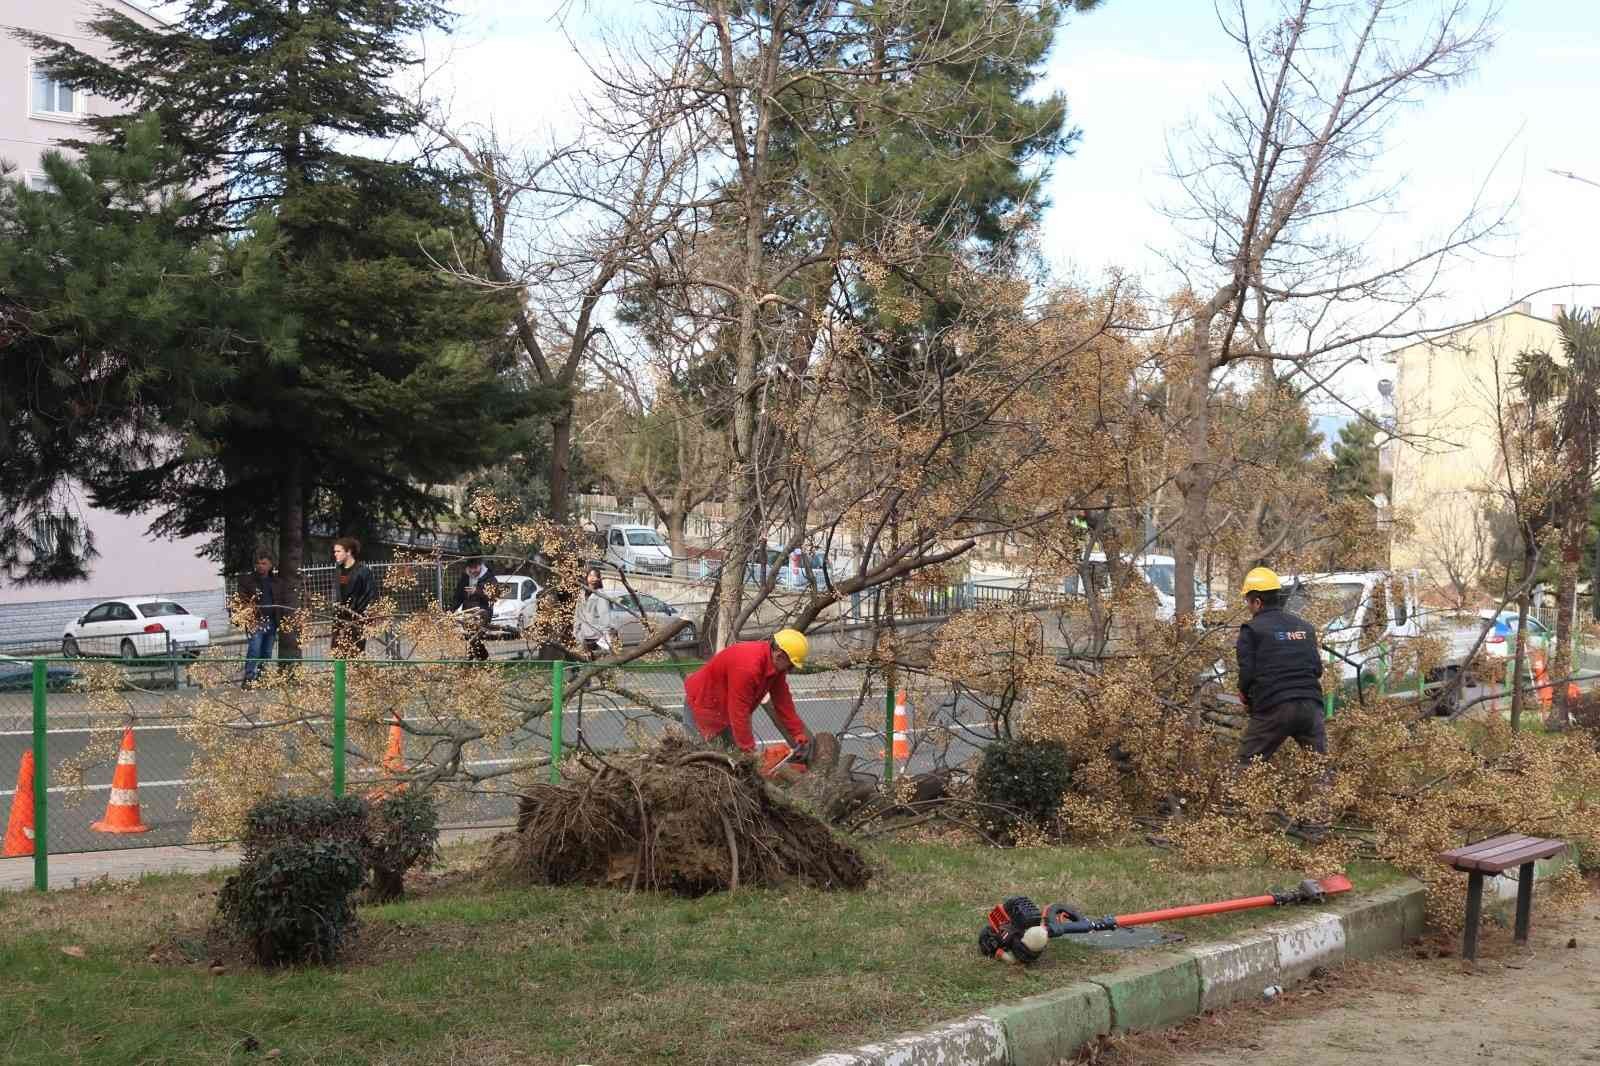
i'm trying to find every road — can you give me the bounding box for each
[0,667,996,855]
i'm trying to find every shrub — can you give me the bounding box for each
[366,790,441,903]
[241,794,369,859]
[220,794,372,966]
[973,737,1072,841]
[218,839,366,965]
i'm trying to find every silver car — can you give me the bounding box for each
[600,592,697,647]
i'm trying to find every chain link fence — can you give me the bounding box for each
[1,654,1001,888]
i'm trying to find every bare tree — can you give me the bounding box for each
[1163,0,1502,621]
[1420,492,1492,608]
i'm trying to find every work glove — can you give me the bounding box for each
[788,737,813,765]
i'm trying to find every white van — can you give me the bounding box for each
[1065,553,1220,621]
[603,524,673,575]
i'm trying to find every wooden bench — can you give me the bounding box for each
[1438,834,1568,960]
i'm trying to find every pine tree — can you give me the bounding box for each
[26,2,541,651]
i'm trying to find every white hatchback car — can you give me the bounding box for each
[61,598,210,660]
[486,575,540,637]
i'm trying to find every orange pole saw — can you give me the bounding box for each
[980,874,1353,964]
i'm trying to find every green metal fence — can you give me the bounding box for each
[1,655,997,890]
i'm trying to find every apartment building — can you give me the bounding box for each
[1385,303,1566,599]
[1,0,223,633]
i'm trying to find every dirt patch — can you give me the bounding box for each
[1082,891,1600,1065]
[490,736,871,895]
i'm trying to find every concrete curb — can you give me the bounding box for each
[796,880,1427,1066]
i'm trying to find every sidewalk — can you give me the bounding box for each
[0,825,506,892]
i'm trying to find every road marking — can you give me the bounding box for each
[0,693,881,736]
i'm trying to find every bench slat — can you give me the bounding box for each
[1462,841,1566,873]
[1438,833,1525,864]
[1439,834,1566,873]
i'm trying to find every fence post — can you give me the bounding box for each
[435,559,445,609]
[31,659,48,891]
[549,660,565,783]
[332,659,347,797]
[170,633,181,690]
[883,681,895,787]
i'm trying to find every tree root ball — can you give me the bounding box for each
[489,737,871,896]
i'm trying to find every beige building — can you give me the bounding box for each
[1386,304,1565,598]
[1,1,222,631]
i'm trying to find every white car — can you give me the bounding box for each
[602,524,674,575]
[61,598,210,660]
[487,575,540,637]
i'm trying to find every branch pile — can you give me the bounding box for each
[489,737,871,896]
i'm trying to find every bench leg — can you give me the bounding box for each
[1463,871,1484,961]
[1514,860,1535,945]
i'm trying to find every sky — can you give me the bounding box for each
[140,0,1600,423]
[427,0,1599,422]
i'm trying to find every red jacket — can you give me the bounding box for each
[684,640,808,752]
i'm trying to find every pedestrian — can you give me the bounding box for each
[451,556,497,661]
[682,628,811,756]
[575,567,613,659]
[331,536,377,656]
[1235,567,1327,765]
[237,551,282,683]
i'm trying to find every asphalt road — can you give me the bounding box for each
[0,670,997,855]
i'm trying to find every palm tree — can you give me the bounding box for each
[1514,309,1600,727]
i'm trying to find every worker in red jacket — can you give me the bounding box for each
[683,629,810,754]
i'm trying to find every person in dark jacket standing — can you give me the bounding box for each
[1235,567,1327,764]
[238,551,283,683]
[451,557,497,661]
[332,536,377,656]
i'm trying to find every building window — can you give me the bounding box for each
[30,64,83,118]
[24,172,54,193]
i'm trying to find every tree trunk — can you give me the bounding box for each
[1172,332,1215,624]
[1509,544,1535,730]
[276,457,305,663]
[1548,515,1582,728]
[548,413,573,521]
[665,509,688,578]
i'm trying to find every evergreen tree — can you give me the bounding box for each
[0,121,240,585]
[26,2,542,650]
[1328,415,1387,501]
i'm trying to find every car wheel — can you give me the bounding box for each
[120,638,138,662]
[62,636,80,658]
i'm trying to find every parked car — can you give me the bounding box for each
[597,592,697,647]
[0,654,79,692]
[486,574,540,637]
[1476,610,1554,660]
[61,598,210,660]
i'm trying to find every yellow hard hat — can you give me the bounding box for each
[772,628,809,668]
[1239,567,1282,597]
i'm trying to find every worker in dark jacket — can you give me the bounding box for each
[683,629,811,754]
[451,557,497,660]
[1235,567,1326,764]
[332,536,377,655]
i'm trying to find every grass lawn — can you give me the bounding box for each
[0,839,1405,1066]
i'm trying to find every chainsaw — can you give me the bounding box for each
[979,874,1353,964]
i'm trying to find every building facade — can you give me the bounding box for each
[1386,304,1565,600]
[1,0,224,636]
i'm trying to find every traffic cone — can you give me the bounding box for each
[372,716,406,799]
[891,691,911,765]
[91,728,150,834]
[1532,652,1553,709]
[3,752,36,856]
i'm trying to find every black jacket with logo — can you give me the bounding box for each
[1236,607,1324,713]
[334,563,377,621]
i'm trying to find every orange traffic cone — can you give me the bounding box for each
[1532,652,1553,709]
[3,752,36,856]
[891,691,911,765]
[91,728,150,834]
[372,717,406,799]
[382,721,405,775]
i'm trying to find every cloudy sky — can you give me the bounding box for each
[139,0,1599,422]
[426,1,1597,411]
